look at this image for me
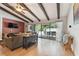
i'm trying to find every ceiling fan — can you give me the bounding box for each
[15,3,26,14]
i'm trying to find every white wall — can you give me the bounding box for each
[56,22,63,42]
[67,4,79,55]
[0,16,2,40]
[27,25,33,31]
[24,23,28,32]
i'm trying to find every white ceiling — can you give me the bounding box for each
[42,3,57,20]
[0,3,71,24]
[26,3,47,21]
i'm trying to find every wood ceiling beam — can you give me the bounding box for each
[2,3,33,22]
[19,3,41,22]
[38,3,50,21]
[0,6,29,23]
[56,3,60,19]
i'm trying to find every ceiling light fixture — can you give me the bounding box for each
[15,3,26,14]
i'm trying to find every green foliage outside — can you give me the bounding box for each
[35,22,57,31]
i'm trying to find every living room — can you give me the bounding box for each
[0,3,76,56]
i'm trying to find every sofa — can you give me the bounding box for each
[3,33,23,50]
[23,32,38,48]
[3,32,38,50]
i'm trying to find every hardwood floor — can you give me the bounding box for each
[0,38,74,56]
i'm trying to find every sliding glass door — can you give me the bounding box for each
[33,22,57,40]
[28,22,63,41]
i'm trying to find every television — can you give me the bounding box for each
[8,23,18,28]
